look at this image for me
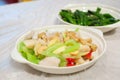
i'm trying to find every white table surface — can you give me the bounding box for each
[0,0,120,80]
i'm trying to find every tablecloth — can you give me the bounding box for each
[0,0,120,80]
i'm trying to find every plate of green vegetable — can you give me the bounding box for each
[58,4,120,32]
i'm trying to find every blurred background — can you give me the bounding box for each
[0,0,32,5]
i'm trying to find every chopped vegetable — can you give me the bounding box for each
[23,40,36,49]
[26,52,39,64]
[66,58,75,66]
[63,39,80,53]
[53,46,66,54]
[59,56,67,67]
[18,30,97,67]
[41,43,64,57]
[76,57,85,64]
[18,42,27,58]
[60,10,76,24]
[84,50,92,59]
[18,42,39,64]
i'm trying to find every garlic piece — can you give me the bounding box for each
[23,39,36,49]
[77,57,85,64]
[79,45,90,53]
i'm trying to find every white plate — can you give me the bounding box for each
[58,4,120,33]
[11,25,106,74]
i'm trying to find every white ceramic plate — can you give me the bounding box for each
[11,25,106,74]
[58,4,120,33]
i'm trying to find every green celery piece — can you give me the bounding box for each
[47,43,64,52]
[22,46,39,64]
[64,39,80,53]
[37,55,45,60]
[59,61,67,67]
[22,46,34,55]
[64,44,79,53]
[18,42,24,52]
[18,42,34,55]
[26,52,39,64]
[58,56,67,67]
[18,42,39,64]
[65,39,76,45]
[41,43,64,56]
[17,42,27,58]
[61,53,71,58]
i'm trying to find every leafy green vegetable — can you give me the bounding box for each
[96,7,101,14]
[59,7,120,26]
[60,10,76,24]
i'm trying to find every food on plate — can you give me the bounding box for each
[18,29,97,67]
[59,7,120,26]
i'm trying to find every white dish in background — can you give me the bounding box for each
[11,25,106,74]
[58,4,120,33]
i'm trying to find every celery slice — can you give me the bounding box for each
[26,52,39,64]
[64,39,80,53]
[18,42,39,64]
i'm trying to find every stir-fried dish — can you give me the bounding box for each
[59,7,120,26]
[18,29,97,67]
